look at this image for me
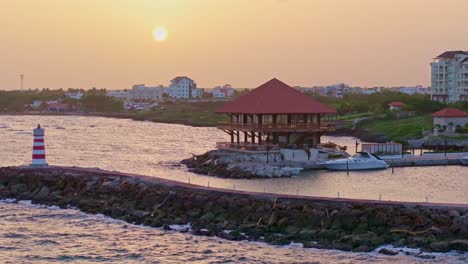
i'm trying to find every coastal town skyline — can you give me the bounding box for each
[2,0,468,90]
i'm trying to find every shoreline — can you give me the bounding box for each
[0,112,217,128]
[1,112,373,140]
[1,165,467,254]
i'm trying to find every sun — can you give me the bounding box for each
[152,27,168,42]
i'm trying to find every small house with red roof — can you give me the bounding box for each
[388,101,405,111]
[432,108,468,134]
[46,102,72,112]
[215,78,336,151]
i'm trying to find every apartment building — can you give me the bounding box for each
[127,84,168,101]
[168,76,201,99]
[431,51,468,102]
[211,84,235,98]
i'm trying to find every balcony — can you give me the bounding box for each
[216,142,280,152]
[217,122,336,133]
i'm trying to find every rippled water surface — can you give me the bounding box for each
[1,115,468,263]
[1,201,467,263]
[1,115,466,204]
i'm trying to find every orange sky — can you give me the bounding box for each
[1,0,467,90]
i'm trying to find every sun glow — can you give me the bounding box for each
[152,27,168,42]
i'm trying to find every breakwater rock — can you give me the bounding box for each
[0,166,467,253]
[181,150,301,179]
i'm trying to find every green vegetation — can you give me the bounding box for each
[133,101,228,126]
[310,91,468,115]
[0,89,66,111]
[358,114,433,143]
[0,88,123,113]
[313,91,467,143]
[80,88,123,113]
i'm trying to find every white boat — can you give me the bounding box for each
[459,156,468,165]
[320,151,389,171]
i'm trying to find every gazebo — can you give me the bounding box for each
[215,78,337,152]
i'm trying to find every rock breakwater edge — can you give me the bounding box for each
[182,150,303,178]
[0,166,467,254]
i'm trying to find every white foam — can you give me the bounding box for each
[169,223,191,231]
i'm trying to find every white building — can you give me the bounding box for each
[431,51,468,102]
[432,107,468,134]
[106,90,128,100]
[127,84,168,101]
[362,87,382,95]
[168,76,201,99]
[211,84,235,98]
[399,86,430,95]
[65,91,83,100]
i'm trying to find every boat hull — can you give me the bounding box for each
[460,157,468,165]
[321,161,389,171]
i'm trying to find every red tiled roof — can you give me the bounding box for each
[432,108,467,117]
[436,51,466,59]
[388,101,405,107]
[216,78,336,114]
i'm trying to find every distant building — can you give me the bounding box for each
[127,84,168,101]
[388,101,405,111]
[432,108,468,133]
[211,84,235,98]
[31,100,43,109]
[362,87,382,95]
[168,76,201,99]
[431,51,468,102]
[106,90,128,100]
[47,102,72,112]
[326,83,345,98]
[65,91,83,100]
[399,86,430,95]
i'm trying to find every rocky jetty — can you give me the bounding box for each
[181,150,302,179]
[0,166,467,253]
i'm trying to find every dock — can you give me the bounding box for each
[381,153,466,167]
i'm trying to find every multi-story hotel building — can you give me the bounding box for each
[168,76,202,99]
[431,51,468,102]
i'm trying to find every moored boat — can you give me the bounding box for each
[319,151,389,171]
[459,156,468,165]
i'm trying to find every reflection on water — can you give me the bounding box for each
[0,115,467,204]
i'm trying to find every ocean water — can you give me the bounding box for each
[1,115,468,263]
[0,115,466,204]
[1,200,467,263]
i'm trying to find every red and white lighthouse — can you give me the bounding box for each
[31,124,48,167]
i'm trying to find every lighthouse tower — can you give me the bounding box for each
[31,124,48,167]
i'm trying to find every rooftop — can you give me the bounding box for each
[216,78,337,114]
[436,51,467,59]
[432,108,467,118]
[388,101,405,107]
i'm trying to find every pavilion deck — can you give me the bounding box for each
[217,122,336,133]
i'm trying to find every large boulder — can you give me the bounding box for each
[449,240,468,251]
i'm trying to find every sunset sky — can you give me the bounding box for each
[1,0,468,90]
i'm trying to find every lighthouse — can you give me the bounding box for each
[31,124,48,167]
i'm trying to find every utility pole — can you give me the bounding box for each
[20,74,24,90]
